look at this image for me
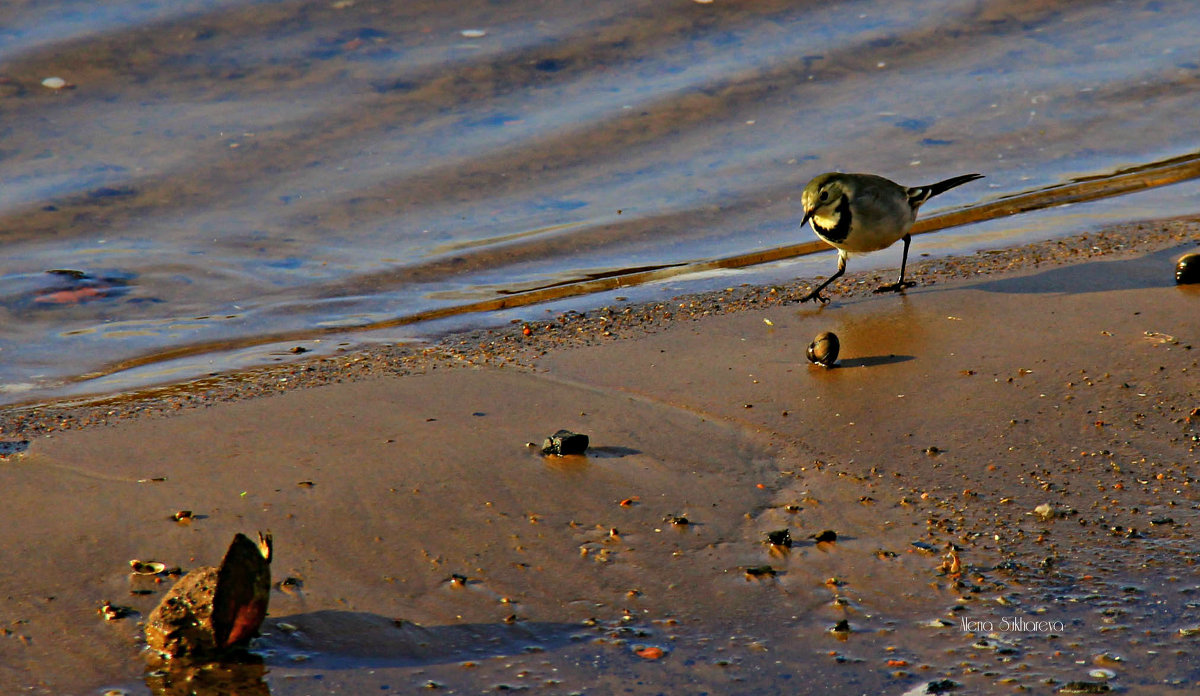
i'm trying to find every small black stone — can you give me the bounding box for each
[925,679,960,694]
[812,529,837,543]
[1057,681,1111,694]
[766,529,792,547]
[541,429,589,456]
[542,429,588,456]
[1176,253,1200,284]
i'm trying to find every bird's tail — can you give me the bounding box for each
[908,173,984,207]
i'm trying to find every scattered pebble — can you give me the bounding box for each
[460,29,487,38]
[634,645,665,659]
[811,529,837,543]
[41,76,69,90]
[99,601,134,621]
[743,565,776,578]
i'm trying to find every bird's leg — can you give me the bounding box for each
[874,233,918,294]
[800,253,846,304]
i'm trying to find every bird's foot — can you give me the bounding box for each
[799,288,831,304]
[873,280,917,294]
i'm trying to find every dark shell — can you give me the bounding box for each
[1176,253,1200,285]
[806,332,840,367]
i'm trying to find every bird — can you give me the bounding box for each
[798,172,984,303]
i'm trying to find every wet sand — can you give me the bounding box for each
[1,220,1198,695]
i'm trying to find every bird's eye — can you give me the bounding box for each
[818,191,829,203]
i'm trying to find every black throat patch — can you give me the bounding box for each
[811,194,851,244]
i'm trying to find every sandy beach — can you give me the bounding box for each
[1,219,1198,695]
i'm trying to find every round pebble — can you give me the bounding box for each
[806,331,840,367]
[1175,252,1199,284]
[41,77,67,90]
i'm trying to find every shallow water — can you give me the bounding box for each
[2,0,1200,404]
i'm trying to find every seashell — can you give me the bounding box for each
[130,560,167,575]
[806,331,840,367]
[1176,252,1200,284]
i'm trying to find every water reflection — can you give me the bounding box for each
[1,0,1199,403]
[145,654,269,696]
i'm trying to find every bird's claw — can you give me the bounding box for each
[873,280,917,294]
[799,290,830,304]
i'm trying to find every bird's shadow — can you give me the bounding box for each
[968,245,1188,295]
[0,440,30,457]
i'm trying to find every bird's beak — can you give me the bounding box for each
[800,208,813,227]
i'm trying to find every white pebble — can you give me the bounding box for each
[460,29,487,38]
[41,77,67,89]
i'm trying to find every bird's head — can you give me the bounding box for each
[800,172,848,227]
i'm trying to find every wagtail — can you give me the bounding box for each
[798,172,984,303]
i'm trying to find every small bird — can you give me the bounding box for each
[798,172,983,303]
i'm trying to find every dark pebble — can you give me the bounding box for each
[766,529,792,547]
[806,331,840,368]
[811,529,837,543]
[1176,253,1200,284]
[1057,681,1111,694]
[541,429,589,456]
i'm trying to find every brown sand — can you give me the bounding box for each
[0,221,1197,695]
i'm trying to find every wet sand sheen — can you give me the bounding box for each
[1,219,1197,694]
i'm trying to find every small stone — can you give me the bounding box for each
[41,76,68,90]
[811,529,837,543]
[901,680,960,695]
[1057,681,1111,694]
[541,429,589,456]
[765,529,792,547]
[744,565,776,578]
[1176,252,1200,284]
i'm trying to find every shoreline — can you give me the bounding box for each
[1,215,1197,438]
